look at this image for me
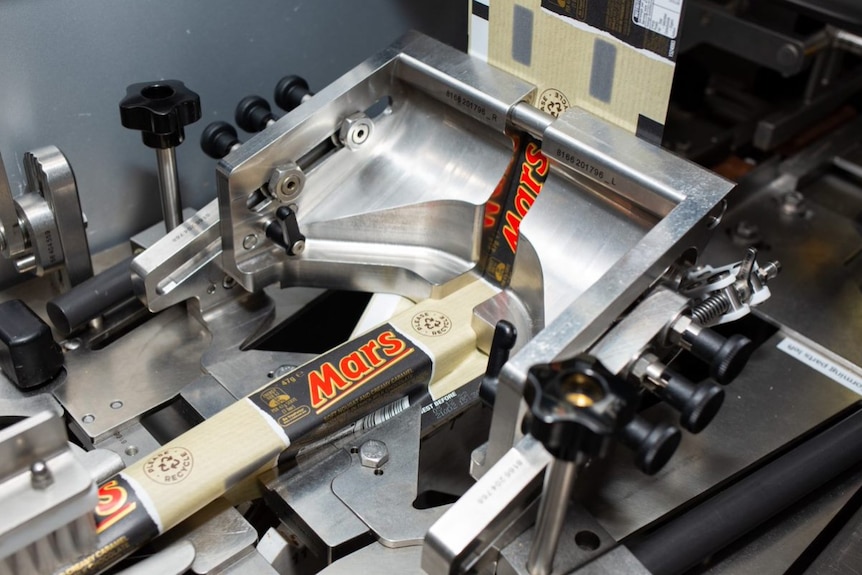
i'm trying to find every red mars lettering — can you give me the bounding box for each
[502,142,549,253]
[308,330,410,409]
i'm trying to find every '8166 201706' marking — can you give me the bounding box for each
[445,90,498,123]
[555,149,617,185]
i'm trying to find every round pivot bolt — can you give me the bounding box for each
[274,75,312,112]
[620,417,681,475]
[201,122,240,159]
[119,80,202,149]
[359,440,389,468]
[236,95,277,133]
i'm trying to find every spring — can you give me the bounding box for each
[690,292,731,325]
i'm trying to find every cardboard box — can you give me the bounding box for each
[470,0,683,142]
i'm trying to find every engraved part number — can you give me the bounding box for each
[555,148,607,181]
[444,90,499,124]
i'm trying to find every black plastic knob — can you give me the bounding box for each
[235,95,277,133]
[619,417,681,475]
[479,320,517,406]
[266,206,306,256]
[274,75,312,112]
[47,256,135,335]
[119,80,202,149]
[685,329,754,385]
[653,368,725,434]
[0,300,64,389]
[201,121,240,159]
[525,355,639,462]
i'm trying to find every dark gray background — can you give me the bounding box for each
[0,0,465,255]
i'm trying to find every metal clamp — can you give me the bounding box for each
[0,146,92,290]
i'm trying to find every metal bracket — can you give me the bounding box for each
[0,146,92,290]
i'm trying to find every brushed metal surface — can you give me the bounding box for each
[0,0,466,258]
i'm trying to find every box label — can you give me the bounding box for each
[632,0,682,40]
[777,337,862,396]
[541,0,679,60]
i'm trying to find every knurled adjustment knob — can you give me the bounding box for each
[686,330,754,385]
[236,95,277,133]
[525,355,639,462]
[119,80,202,149]
[201,122,240,159]
[274,75,312,112]
[619,417,681,475]
[656,367,725,434]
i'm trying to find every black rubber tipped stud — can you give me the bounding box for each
[201,122,240,159]
[274,75,312,112]
[655,369,725,434]
[687,330,755,385]
[235,95,276,133]
[119,80,202,149]
[620,417,682,475]
[679,381,725,433]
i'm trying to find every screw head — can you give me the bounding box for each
[780,191,809,218]
[242,234,258,250]
[290,239,306,255]
[62,338,82,351]
[734,220,759,240]
[359,440,389,469]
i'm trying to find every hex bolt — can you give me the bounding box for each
[359,439,389,469]
[268,162,305,203]
[732,220,760,244]
[338,113,373,150]
[780,191,808,217]
[30,460,53,489]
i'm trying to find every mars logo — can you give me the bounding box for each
[502,142,549,252]
[94,478,137,534]
[411,311,452,337]
[308,329,413,412]
[143,447,194,484]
